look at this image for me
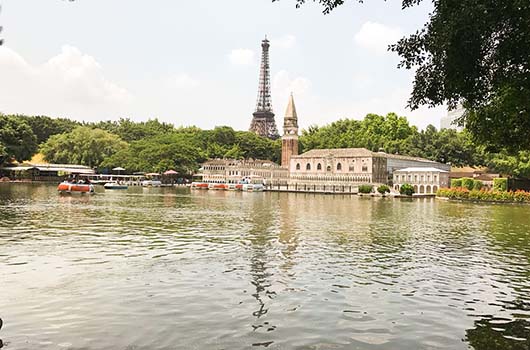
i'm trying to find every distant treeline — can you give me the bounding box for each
[1,113,529,177]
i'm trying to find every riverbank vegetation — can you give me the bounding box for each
[1,112,530,176]
[437,188,530,204]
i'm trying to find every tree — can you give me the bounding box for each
[400,183,415,196]
[40,126,127,168]
[377,185,390,195]
[0,115,38,164]
[17,115,80,144]
[279,0,530,151]
[101,133,204,174]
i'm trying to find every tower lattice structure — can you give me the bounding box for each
[249,37,279,139]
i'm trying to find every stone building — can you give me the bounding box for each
[200,159,288,185]
[288,148,388,186]
[392,167,449,194]
[288,148,449,185]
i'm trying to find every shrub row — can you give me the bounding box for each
[451,177,484,190]
[358,184,373,194]
[437,187,530,203]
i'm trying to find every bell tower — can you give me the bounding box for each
[281,93,299,167]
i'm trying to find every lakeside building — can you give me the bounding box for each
[392,167,449,194]
[0,163,95,181]
[288,148,450,187]
[200,159,288,186]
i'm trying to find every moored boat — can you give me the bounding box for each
[57,182,95,194]
[141,180,162,187]
[212,183,228,190]
[191,182,209,189]
[104,182,128,190]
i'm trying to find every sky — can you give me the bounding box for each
[0,0,448,132]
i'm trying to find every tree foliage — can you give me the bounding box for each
[299,113,486,167]
[400,183,415,196]
[280,0,530,151]
[0,114,38,163]
[40,126,128,168]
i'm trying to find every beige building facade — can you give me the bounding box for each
[393,167,449,194]
[201,159,288,185]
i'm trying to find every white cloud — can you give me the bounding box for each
[0,45,132,120]
[228,48,255,65]
[273,70,312,98]
[271,35,296,49]
[173,73,200,89]
[354,21,403,54]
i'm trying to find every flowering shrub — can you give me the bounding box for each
[436,188,530,203]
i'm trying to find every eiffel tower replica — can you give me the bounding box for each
[249,36,279,139]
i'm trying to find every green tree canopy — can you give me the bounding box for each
[279,0,530,151]
[40,126,127,168]
[0,114,38,164]
[17,115,80,144]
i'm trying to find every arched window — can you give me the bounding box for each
[317,163,322,171]
[306,163,311,171]
[296,163,300,170]
[326,165,331,172]
[337,163,342,171]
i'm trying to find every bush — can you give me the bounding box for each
[358,184,373,194]
[472,180,483,190]
[436,187,530,203]
[400,183,414,196]
[451,178,462,188]
[493,178,508,191]
[377,185,390,195]
[462,177,475,190]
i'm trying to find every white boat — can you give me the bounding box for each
[141,180,162,187]
[104,182,128,190]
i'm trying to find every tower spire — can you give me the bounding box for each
[249,36,279,139]
[281,93,299,167]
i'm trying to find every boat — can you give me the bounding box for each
[243,183,264,192]
[238,176,265,192]
[191,182,209,190]
[211,183,228,190]
[104,182,128,190]
[141,180,162,187]
[57,182,95,194]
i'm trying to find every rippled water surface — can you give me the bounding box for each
[1,184,530,350]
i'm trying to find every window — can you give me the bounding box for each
[296,163,300,170]
[317,163,322,170]
[337,163,342,171]
[306,163,311,171]
[362,165,368,172]
[327,165,331,172]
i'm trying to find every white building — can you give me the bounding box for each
[440,104,465,131]
[393,167,449,195]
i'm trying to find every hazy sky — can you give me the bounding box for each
[0,0,447,131]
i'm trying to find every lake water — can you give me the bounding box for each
[1,183,529,350]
